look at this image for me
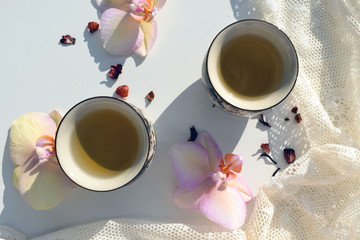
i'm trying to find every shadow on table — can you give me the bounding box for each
[229,0,263,20]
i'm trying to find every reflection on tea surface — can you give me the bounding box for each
[71,110,140,177]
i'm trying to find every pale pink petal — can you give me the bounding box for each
[9,113,56,166]
[172,178,215,210]
[100,8,143,55]
[48,110,62,127]
[96,0,131,12]
[227,174,253,203]
[155,0,166,10]
[200,182,247,230]
[17,157,74,210]
[170,142,211,190]
[195,132,222,171]
[134,20,157,57]
[224,153,243,173]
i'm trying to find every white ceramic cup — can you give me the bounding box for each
[55,97,156,191]
[202,19,299,116]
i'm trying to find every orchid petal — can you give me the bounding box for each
[9,113,56,166]
[172,178,215,210]
[100,8,143,56]
[200,182,247,230]
[48,110,62,127]
[17,157,73,210]
[170,142,211,190]
[224,153,243,173]
[195,132,223,171]
[134,20,157,57]
[227,174,254,203]
[96,0,131,12]
[154,0,166,10]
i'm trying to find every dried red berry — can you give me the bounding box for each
[60,35,76,45]
[284,148,296,164]
[146,91,155,101]
[116,85,129,98]
[291,106,298,113]
[108,64,123,80]
[88,21,99,33]
[295,113,302,123]
[259,114,271,128]
[261,143,271,154]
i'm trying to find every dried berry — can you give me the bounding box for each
[261,143,271,154]
[116,85,129,98]
[291,106,298,113]
[60,35,76,45]
[295,113,302,123]
[260,152,277,164]
[88,21,99,33]
[284,148,296,164]
[272,168,281,177]
[146,91,155,101]
[284,117,290,121]
[108,64,123,80]
[259,114,271,128]
[188,126,198,142]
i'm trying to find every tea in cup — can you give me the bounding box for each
[202,20,298,116]
[55,97,156,191]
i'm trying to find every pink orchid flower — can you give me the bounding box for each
[9,110,74,210]
[96,0,166,56]
[170,132,253,230]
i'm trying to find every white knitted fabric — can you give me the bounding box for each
[1,0,359,239]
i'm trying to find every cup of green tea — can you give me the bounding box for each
[55,97,156,191]
[202,19,298,116]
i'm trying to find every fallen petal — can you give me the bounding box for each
[96,0,131,12]
[155,0,166,10]
[9,112,56,165]
[134,20,157,57]
[48,110,62,127]
[172,178,214,210]
[227,174,253,203]
[200,182,247,230]
[101,8,143,55]
[17,157,74,210]
[170,142,211,190]
[195,132,222,172]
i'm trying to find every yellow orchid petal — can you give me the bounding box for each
[135,20,157,57]
[9,112,56,165]
[48,110,62,127]
[18,157,74,210]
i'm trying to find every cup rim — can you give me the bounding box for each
[54,96,153,192]
[205,19,299,113]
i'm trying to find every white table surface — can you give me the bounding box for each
[0,0,305,238]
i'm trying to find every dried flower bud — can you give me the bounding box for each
[291,107,298,113]
[60,35,76,45]
[272,168,281,177]
[259,114,271,128]
[188,126,198,142]
[295,113,302,123]
[108,64,123,80]
[284,148,296,164]
[261,143,271,154]
[116,85,129,98]
[88,21,99,33]
[146,91,155,101]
